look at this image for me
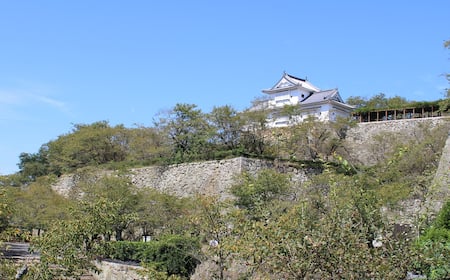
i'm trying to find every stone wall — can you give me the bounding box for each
[93,260,145,280]
[345,117,450,165]
[53,157,313,199]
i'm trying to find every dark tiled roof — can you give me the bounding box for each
[301,89,339,104]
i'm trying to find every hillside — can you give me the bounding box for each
[2,116,450,279]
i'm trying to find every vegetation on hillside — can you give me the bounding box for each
[0,40,448,280]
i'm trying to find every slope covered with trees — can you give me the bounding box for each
[0,41,449,280]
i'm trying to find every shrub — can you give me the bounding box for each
[414,200,450,279]
[105,235,200,277]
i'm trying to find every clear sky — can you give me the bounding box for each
[0,1,449,175]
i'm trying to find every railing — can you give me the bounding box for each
[352,106,442,123]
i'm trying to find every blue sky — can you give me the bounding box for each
[0,1,449,175]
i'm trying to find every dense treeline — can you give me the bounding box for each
[9,103,358,185]
[347,92,449,113]
[10,93,448,185]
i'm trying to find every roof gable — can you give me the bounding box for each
[263,72,320,93]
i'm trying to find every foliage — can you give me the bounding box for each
[347,92,443,113]
[368,121,449,204]
[6,175,72,232]
[225,172,413,279]
[438,39,450,113]
[0,188,11,232]
[0,259,20,279]
[208,105,244,151]
[29,197,125,279]
[17,145,50,182]
[135,188,195,237]
[71,175,139,240]
[239,107,272,157]
[191,195,238,280]
[413,200,450,279]
[104,235,200,278]
[230,169,291,219]
[125,125,170,165]
[277,116,355,162]
[155,103,213,163]
[45,121,128,174]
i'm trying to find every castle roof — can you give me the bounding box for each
[262,72,320,94]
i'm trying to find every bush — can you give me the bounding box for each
[413,201,450,279]
[104,235,200,277]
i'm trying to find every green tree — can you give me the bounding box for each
[125,125,170,164]
[208,105,244,152]
[230,171,412,279]
[240,106,271,157]
[71,175,138,241]
[17,145,50,181]
[0,188,10,233]
[155,103,212,162]
[438,39,450,113]
[193,195,237,280]
[29,198,124,279]
[230,169,291,220]
[346,95,367,108]
[135,188,195,238]
[7,176,71,233]
[46,121,128,173]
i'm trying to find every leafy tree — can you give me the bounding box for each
[230,169,291,220]
[229,171,412,279]
[208,105,244,152]
[125,125,170,164]
[192,195,237,280]
[240,107,271,157]
[29,198,124,279]
[0,188,10,233]
[7,176,71,233]
[46,121,128,173]
[438,39,450,113]
[71,175,138,241]
[279,116,354,162]
[346,95,367,108]
[17,145,50,181]
[155,103,212,162]
[135,188,195,238]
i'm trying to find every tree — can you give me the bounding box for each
[0,188,10,233]
[438,39,450,113]
[46,121,128,173]
[279,116,354,161]
[230,169,291,220]
[193,195,237,280]
[208,105,244,152]
[346,95,367,108]
[29,198,125,279]
[71,175,138,241]
[135,188,195,238]
[240,106,271,157]
[229,171,413,279]
[7,176,72,233]
[155,103,212,162]
[125,125,170,164]
[17,145,50,181]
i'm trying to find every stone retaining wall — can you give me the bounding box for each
[53,157,313,198]
[345,117,449,165]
